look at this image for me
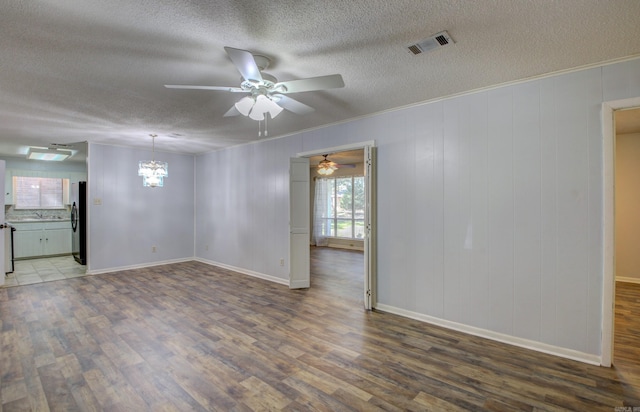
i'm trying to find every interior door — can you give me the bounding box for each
[364,146,376,309]
[289,157,310,289]
[0,160,5,286]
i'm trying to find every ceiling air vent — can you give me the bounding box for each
[407,31,454,55]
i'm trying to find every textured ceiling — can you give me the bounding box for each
[1,0,640,162]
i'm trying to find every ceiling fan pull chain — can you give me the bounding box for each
[258,120,261,137]
[265,115,268,137]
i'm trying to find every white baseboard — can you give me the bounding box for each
[616,276,640,284]
[194,257,289,286]
[86,257,193,275]
[374,303,601,366]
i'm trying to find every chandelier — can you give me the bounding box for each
[138,134,168,187]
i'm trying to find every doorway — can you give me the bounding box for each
[612,106,640,369]
[293,141,376,309]
[602,98,640,366]
[309,149,366,304]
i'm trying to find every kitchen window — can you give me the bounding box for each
[14,176,66,209]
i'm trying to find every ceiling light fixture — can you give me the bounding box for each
[138,134,168,188]
[317,155,337,176]
[26,147,71,161]
[235,93,284,121]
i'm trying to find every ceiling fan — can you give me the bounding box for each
[317,154,355,175]
[165,47,345,121]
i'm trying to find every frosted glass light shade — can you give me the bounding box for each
[235,96,255,116]
[266,98,283,118]
[317,165,335,175]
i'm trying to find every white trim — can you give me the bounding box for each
[602,96,640,368]
[86,257,193,275]
[616,276,640,285]
[375,303,601,366]
[194,257,289,286]
[297,140,376,158]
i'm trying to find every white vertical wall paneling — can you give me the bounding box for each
[432,103,446,318]
[456,96,475,326]
[374,113,398,304]
[554,70,592,353]
[195,136,299,281]
[403,109,419,311]
[442,99,463,322]
[585,70,605,356]
[602,58,640,102]
[88,144,194,272]
[487,88,515,335]
[459,93,490,328]
[387,111,412,306]
[538,77,559,345]
[413,104,438,315]
[512,82,543,341]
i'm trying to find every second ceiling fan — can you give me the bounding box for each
[165,47,345,121]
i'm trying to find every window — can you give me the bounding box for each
[14,176,65,209]
[318,176,365,239]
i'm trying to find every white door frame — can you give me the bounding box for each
[296,140,377,309]
[602,96,640,367]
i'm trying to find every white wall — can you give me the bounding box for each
[88,143,195,272]
[195,136,301,280]
[194,57,640,360]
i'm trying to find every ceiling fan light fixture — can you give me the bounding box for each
[317,164,335,176]
[317,155,338,175]
[248,107,265,121]
[235,96,255,116]
[266,98,283,118]
[252,95,270,113]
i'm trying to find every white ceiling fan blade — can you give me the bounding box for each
[164,85,244,92]
[275,74,344,94]
[224,46,263,83]
[272,95,315,115]
[223,105,241,117]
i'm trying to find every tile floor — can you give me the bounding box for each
[3,255,88,287]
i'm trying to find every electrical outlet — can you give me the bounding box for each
[152,246,157,253]
[280,258,285,266]
[93,198,102,205]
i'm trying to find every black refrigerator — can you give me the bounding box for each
[71,181,87,265]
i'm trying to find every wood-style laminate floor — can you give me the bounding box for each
[1,247,639,411]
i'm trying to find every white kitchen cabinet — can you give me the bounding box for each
[12,221,72,258]
[43,228,71,255]
[14,229,44,258]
